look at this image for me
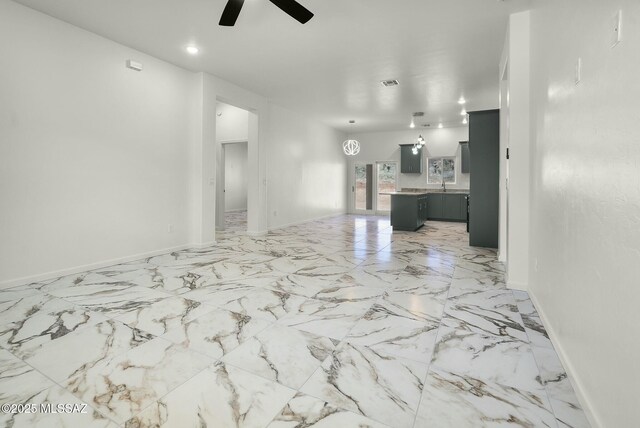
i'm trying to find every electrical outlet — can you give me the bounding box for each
[167,224,173,233]
[612,10,622,47]
[273,210,277,217]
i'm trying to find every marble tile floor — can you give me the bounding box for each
[0,215,590,428]
[225,210,248,232]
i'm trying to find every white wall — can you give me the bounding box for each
[501,12,531,290]
[528,0,640,426]
[267,103,348,229]
[0,1,349,285]
[0,1,196,284]
[224,142,248,212]
[348,127,470,198]
[216,102,248,142]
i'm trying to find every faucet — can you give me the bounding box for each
[441,178,446,192]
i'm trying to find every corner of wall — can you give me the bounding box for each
[528,289,603,428]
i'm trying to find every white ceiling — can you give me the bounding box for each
[13,0,530,132]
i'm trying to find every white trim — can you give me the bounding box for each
[268,212,347,232]
[0,242,214,290]
[506,280,527,291]
[224,208,247,213]
[246,230,268,236]
[528,290,602,428]
[191,240,217,249]
[218,139,248,145]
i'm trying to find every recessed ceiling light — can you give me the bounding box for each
[186,46,199,55]
[458,97,466,104]
[460,108,467,116]
[462,117,468,125]
[438,123,443,129]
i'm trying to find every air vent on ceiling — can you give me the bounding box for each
[381,79,400,87]
[412,112,424,117]
[422,123,431,127]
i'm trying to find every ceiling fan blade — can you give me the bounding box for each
[269,0,314,24]
[219,0,245,26]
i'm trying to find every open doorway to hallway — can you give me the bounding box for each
[216,101,249,233]
[223,141,248,231]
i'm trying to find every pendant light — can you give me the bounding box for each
[412,134,425,155]
[342,120,360,156]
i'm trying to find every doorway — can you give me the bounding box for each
[222,141,248,231]
[215,102,250,233]
[375,161,397,215]
[351,161,398,215]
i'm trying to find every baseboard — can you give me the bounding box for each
[528,290,602,428]
[506,280,528,291]
[191,240,217,248]
[224,209,247,213]
[0,242,195,290]
[268,211,347,231]
[0,212,348,289]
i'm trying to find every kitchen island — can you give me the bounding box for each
[382,189,470,231]
[383,191,429,231]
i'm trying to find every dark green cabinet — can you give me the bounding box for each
[427,195,442,219]
[460,142,470,173]
[426,193,467,222]
[399,144,423,173]
[390,194,428,231]
[443,195,462,220]
[469,110,499,248]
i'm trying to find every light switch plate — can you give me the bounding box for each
[612,10,622,47]
[575,57,582,85]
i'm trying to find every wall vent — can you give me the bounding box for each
[381,79,399,87]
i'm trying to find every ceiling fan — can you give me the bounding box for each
[219,0,314,26]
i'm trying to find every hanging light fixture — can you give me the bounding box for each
[342,120,360,156]
[412,134,425,155]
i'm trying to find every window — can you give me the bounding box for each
[427,157,456,184]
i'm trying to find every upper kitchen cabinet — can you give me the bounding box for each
[399,144,423,173]
[468,110,499,248]
[460,141,470,173]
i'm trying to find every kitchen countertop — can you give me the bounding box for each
[381,188,469,196]
[380,191,429,196]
